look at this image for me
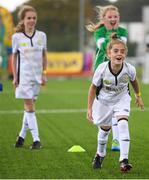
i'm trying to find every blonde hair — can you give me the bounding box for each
[15,5,37,33]
[107,33,128,56]
[86,5,119,32]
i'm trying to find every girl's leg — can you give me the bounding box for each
[111,117,120,151]
[15,112,28,148]
[19,111,28,139]
[117,116,132,172]
[97,126,110,157]
[118,118,130,161]
[92,126,111,169]
[24,99,41,149]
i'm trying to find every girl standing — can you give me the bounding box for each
[12,5,47,149]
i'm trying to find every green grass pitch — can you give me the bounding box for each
[0,79,149,179]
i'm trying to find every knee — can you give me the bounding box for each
[118,118,130,141]
[98,126,111,140]
[118,118,128,130]
[100,126,111,132]
[24,100,34,112]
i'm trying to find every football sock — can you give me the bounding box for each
[118,119,130,161]
[26,111,40,142]
[111,117,119,141]
[97,127,110,157]
[19,111,28,139]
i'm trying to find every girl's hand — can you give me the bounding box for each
[87,108,93,123]
[135,96,144,110]
[41,74,47,86]
[12,78,18,88]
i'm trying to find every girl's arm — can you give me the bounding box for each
[87,83,97,122]
[96,38,105,50]
[42,49,47,72]
[12,53,18,87]
[94,28,106,51]
[41,49,48,85]
[130,78,144,110]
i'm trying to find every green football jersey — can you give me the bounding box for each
[93,25,128,70]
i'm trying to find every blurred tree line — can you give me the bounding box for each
[13,0,92,51]
[12,0,149,53]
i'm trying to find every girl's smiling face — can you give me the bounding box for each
[103,10,119,30]
[23,11,37,31]
[107,43,126,65]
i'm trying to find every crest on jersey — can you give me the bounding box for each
[37,39,43,46]
[103,79,112,85]
[120,74,129,83]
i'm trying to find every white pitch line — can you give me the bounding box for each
[0,108,148,114]
[0,109,87,114]
[1,89,86,94]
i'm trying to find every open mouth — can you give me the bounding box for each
[110,22,116,26]
[116,57,122,61]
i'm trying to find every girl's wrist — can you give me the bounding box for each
[135,92,141,98]
[43,70,47,75]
